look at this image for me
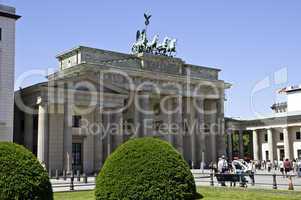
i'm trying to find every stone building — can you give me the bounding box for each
[226,85,301,162]
[14,46,230,174]
[0,4,20,141]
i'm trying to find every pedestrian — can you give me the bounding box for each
[218,155,228,174]
[217,156,228,186]
[267,160,272,172]
[297,159,301,177]
[257,160,261,170]
[284,158,291,177]
[262,160,266,170]
[274,160,278,170]
[279,159,284,178]
[292,159,297,174]
[249,161,256,185]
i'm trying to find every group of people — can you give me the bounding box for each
[209,156,232,174]
[209,156,301,177]
[253,159,301,177]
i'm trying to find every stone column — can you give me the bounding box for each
[174,97,183,154]
[267,128,274,161]
[227,128,233,161]
[37,101,49,169]
[83,134,94,174]
[209,100,217,163]
[24,113,33,151]
[94,107,103,171]
[283,127,291,160]
[216,90,226,157]
[113,110,124,148]
[166,97,174,145]
[135,91,153,137]
[63,85,73,173]
[188,97,197,168]
[239,129,244,159]
[195,97,205,167]
[252,130,259,161]
[103,112,112,156]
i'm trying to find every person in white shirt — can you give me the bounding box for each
[218,155,228,174]
[279,160,284,178]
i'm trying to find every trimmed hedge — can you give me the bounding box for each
[0,142,53,200]
[95,137,201,200]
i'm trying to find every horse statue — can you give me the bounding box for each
[156,37,171,55]
[132,29,148,54]
[146,34,159,53]
[166,38,177,56]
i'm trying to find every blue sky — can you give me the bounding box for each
[2,0,301,118]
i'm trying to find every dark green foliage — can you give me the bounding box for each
[0,142,53,200]
[95,137,201,200]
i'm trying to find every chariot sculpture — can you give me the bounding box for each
[131,13,177,57]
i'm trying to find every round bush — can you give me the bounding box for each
[0,142,53,200]
[95,137,201,200]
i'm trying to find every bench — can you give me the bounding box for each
[215,174,248,187]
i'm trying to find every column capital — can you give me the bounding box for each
[266,128,274,132]
[36,96,48,106]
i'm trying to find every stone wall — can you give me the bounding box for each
[57,46,221,81]
[0,15,16,141]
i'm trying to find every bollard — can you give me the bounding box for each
[77,170,80,182]
[63,170,66,181]
[210,173,214,186]
[70,171,74,191]
[83,173,88,184]
[273,173,277,189]
[55,169,59,180]
[288,175,294,190]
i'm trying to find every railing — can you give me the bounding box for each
[51,170,301,192]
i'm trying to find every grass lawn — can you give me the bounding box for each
[54,187,301,200]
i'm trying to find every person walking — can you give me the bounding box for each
[218,156,228,174]
[267,160,272,172]
[274,160,278,170]
[279,159,285,178]
[292,159,297,174]
[297,159,301,177]
[284,158,291,177]
[262,160,266,170]
[217,156,228,186]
